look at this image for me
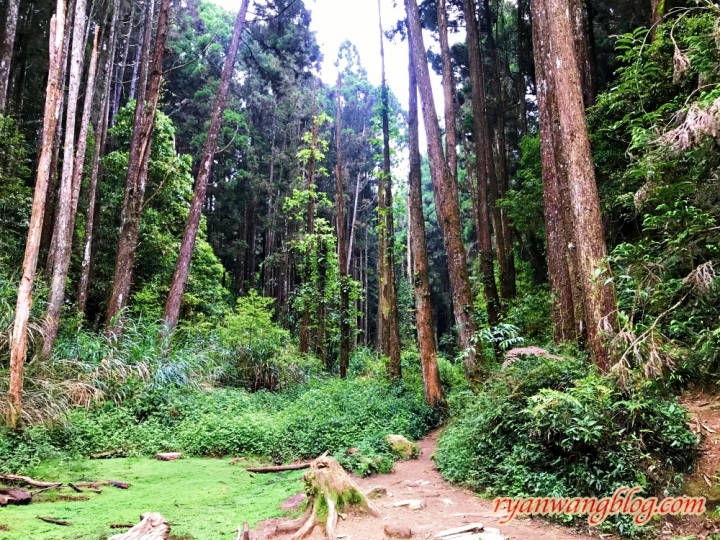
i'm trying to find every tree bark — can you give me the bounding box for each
[569,0,595,106]
[334,76,351,378]
[531,1,577,342]
[160,0,250,340]
[8,0,67,428]
[436,0,457,181]
[0,0,20,112]
[408,33,444,408]
[378,0,402,379]
[405,0,481,377]
[106,0,171,329]
[44,23,100,358]
[462,0,501,326]
[537,0,617,369]
[299,116,319,354]
[79,0,120,312]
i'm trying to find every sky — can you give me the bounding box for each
[209,0,455,148]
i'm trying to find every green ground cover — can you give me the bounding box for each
[0,457,305,539]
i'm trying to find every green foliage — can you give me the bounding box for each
[218,291,321,390]
[0,377,440,475]
[435,355,699,525]
[0,457,305,539]
[0,115,31,268]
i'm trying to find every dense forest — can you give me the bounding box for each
[0,0,719,537]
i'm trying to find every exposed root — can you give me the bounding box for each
[279,455,381,539]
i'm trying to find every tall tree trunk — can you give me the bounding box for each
[536,0,617,368]
[8,0,67,428]
[79,0,120,312]
[650,0,662,37]
[408,33,444,408]
[462,0,501,326]
[112,3,134,125]
[0,0,20,112]
[334,76,351,378]
[106,0,171,329]
[299,117,319,354]
[346,172,361,274]
[41,1,75,269]
[161,0,250,340]
[482,0,517,300]
[517,0,529,136]
[405,0,481,378]
[378,0,402,379]
[436,0,457,181]
[569,0,595,106]
[43,24,100,357]
[532,1,577,342]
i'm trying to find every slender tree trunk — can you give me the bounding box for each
[299,117,319,354]
[106,0,171,329]
[378,0,402,379]
[462,0,501,326]
[79,0,120,312]
[532,2,576,342]
[408,33,444,408]
[161,0,250,340]
[8,0,67,428]
[569,0,595,106]
[43,24,100,357]
[0,0,20,112]
[537,0,617,369]
[405,0,481,377]
[436,0,457,181]
[334,76,351,378]
[517,0,529,136]
[112,3,134,125]
[346,172,362,274]
[482,0,516,300]
[650,0,662,36]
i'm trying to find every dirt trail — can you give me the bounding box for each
[256,430,608,540]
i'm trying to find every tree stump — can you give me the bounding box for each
[108,513,169,540]
[278,455,381,540]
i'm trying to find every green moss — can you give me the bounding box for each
[0,457,304,539]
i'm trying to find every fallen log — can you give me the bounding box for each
[155,452,182,461]
[436,523,485,537]
[90,450,125,459]
[0,474,62,489]
[108,481,130,489]
[68,483,83,493]
[75,480,129,490]
[108,513,169,540]
[0,489,32,506]
[37,516,72,526]
[245,463,310,474]
[110,523,135,529]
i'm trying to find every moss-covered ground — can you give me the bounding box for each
[0,457,305,539]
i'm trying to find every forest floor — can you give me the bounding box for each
[254,430,611,540]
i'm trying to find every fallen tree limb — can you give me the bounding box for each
[436,523,485,537]
[68,483,83,493]
[37,516,72,526]
[108,513,169,540]
[0,474,62,489]
[245,463,310,473]
[110,523,135,529]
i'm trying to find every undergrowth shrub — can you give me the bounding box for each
[436,355,699,515]
[0,377,440,476]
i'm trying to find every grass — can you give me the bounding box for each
[0,457,305,539]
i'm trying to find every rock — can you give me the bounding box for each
[442,498,454,505]
[393,499,426,510]
[386,434,418,460]
[346,447,359,455]
[367,486,387,498]
[384,524,413,538]
[154,452,182,461]
[280,493,305,511]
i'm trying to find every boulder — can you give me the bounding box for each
[386,434,418,459]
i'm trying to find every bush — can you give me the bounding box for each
[436,355,699,505]
[217,291,322,390]
[0,377,441,475]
